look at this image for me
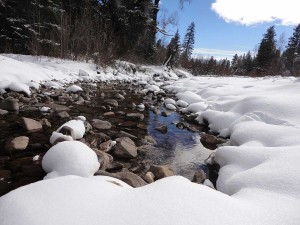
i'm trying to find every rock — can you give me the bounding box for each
[140,135,157,145]
[0,98,19,111]
[94,133,110,142]
[114,171,147,187]
[104,99,118,107]
[104,112,115,117]
[149,165,174,180]
[21,117,43,133]
[99,140,115,152]
[39,118,52,129]
[155,125,168,134]
[57,111,70,118]
[143,171,155,183]
[115,93,125,100]
[51,104,70,112]
[19,96,31,103]
[5,136,29,152]
[192,169,206,184]
[0,109,8,115]
[117,131,137,139]
[137,123,147,130]
[200,133,226,150]
[92,119,112,130]
[126,113,144,121]
[113,137,137,158]
[161,110,173,117]
[95,150,111,171]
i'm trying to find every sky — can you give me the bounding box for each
[159,0,300,60]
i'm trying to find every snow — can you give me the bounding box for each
[176,99,189,108]
[165,103,177,110]
[164,98,176,106]
[42,141,100,179]
[50,119,86,144]
[66,84,83,93]
[1,54,300,224]
[165,76,300,224]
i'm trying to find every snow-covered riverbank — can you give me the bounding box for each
[0,54,299,225]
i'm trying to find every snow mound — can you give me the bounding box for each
[66,84,83,93]
[176,99,189,108]
[42,141,100,179]
[166,103,176,110]
[50,119,85,144]
[164,98,176,106]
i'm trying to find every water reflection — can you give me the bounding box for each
[147,108,211,179]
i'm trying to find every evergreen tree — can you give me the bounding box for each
[163,30,180,67]
[180,22,195,67]
[256,26,278,73]
[243,51,254,73]
[283,23,300,74]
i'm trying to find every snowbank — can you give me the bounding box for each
[165,76,300,224]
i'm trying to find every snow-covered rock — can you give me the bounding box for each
[42,141,100,179]
[165,103,177,111]
[66,84,83,93]
[164,98,176,106]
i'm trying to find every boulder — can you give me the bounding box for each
[5,136,29,152]
[113,137,137,158]
[149,165,174,180]
[92,119,112,130]
[21,117,43,133]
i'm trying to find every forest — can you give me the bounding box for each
[0,0,300,76]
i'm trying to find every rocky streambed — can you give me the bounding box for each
[0,81,226,196]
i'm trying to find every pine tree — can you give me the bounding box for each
[256,26,278,73]
[180,22,195,67]
[283,23,300,74]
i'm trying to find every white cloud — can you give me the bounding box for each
[211,0,300,26]
[193,48,246,60]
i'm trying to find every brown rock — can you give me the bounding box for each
[114,171,147,187]
[192,170,206,184]
[104,99,118,107]
[200,133,226,150]
[5,136,29,152]
[95,150,112,170]
[21,117,43,133]
[143,171,155,183]
[99,140,114,152]
[92,119,112,130]
[0,98,19,111]
[149,165,174,180]
[113,137,137,158]
[126,113,144,121]
[104,112,115,117]
[40,118,52,129]
[57,111,70,118]
[155,125,168,134]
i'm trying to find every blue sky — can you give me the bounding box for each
[159,0,299,60]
